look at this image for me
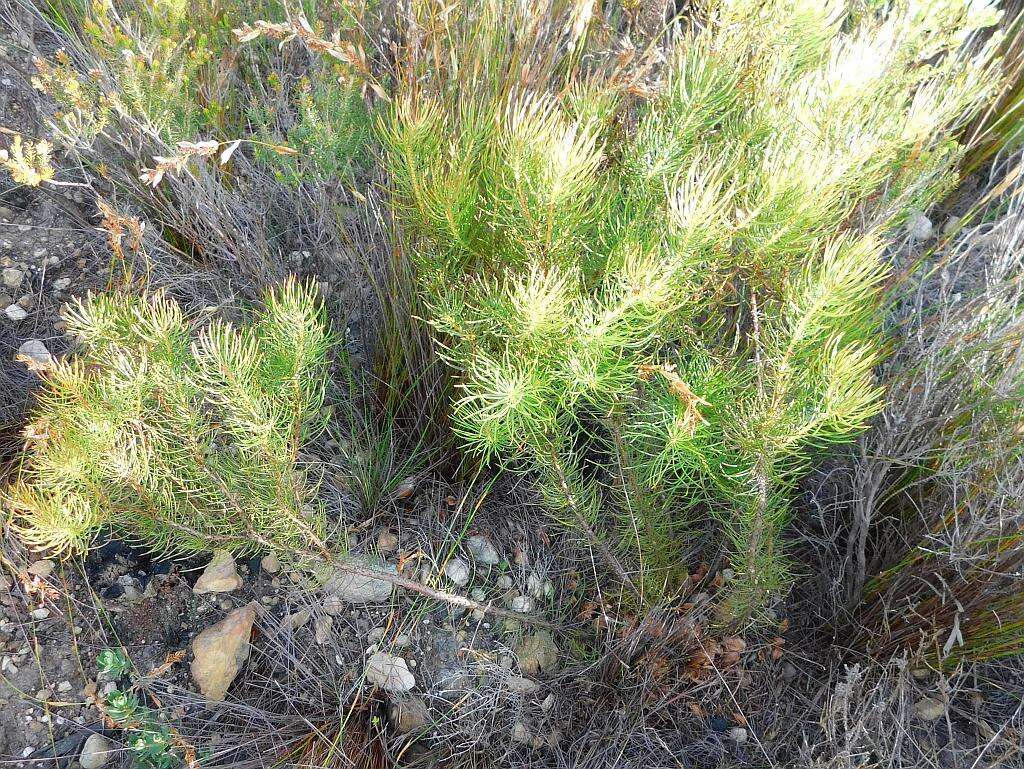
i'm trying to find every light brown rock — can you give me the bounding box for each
[191,602,257,700]
[365,652,415,692]
[193,550,242,594]
[516,631,559,676]
[27,559,55,577]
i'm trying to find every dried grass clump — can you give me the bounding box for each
[842,155,1024,666]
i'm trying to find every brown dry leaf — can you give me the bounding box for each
[97,198,144,260]
[722,637,747,653]
[270,143,299,156]
[638,361,710,434]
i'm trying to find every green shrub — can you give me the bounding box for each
[380,0,1004,613]
[6,279,331,556]
[251,74,373,186]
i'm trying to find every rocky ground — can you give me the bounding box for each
[0,6,108,452]
[1,502,576,766]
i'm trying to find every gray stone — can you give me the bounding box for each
[389,695,429,733]
[260,553,281,574]
[466,535,500,566]
[365,652,415,692]
[193,550,242,594]
[52,277,72,291]
[191,603,257,700]
[324,558,395,604]
[729,727,748,744]
[444,557,471,587]
[16,340,55,372]
[80,733,114,769]
[4,304,27,321]
[914,696,946,721]
[2,267,23,290]
[516,631,558,676]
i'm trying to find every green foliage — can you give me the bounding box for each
[380,0,1004,612]
[104,688,179,769]
[97,647,131,678]
[7,279,332,557]
[77,0,255,141]
[251,74,373,185]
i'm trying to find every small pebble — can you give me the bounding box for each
[27,560,55,577]
[906,212,934,241]
[4,304,28,321]
[376,530,398,554]
[444,557,471,587]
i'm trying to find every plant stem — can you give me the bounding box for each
[539,438,642,599]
